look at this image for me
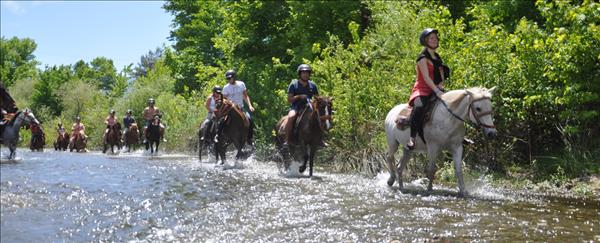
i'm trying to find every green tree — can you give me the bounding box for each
[0,36,39,87]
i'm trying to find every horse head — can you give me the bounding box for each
[215,98,235,119]
[16,108,39,127]
[312,96,334,131]
[466,87,497,139]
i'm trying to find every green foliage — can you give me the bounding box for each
[0,36,39,87]
[5,1,598,182]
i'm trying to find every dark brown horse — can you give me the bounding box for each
[145,116,162,154]
[69,133,87,152]
[29,123,45,152]
[54,130,69,151]
[275,96,334,177]
[198,118,217,162]
[103,123,122,154]
[125,123,140,152]
[213,98,249,164]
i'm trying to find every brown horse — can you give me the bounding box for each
[69,133,87,152]
[125,123,140,152]
[275,96,334,177]
[103,123,122,154]
[29,123,45,152]
[213,98,249,164]
[54,130,69,151]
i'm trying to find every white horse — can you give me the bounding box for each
[1,109,40,160]
[384,87,497,197]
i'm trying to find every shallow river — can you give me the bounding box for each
[1,149,598,242]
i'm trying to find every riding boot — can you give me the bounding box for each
[407,104,424,150]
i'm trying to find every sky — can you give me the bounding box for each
[1,0,173,71]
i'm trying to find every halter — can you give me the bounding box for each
[438,91,495,129]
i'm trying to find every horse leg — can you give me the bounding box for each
[397,147,412,189]
[308,146,316,177]
[452,145,467,197]
[426,145,441,192]
[386,140,399,187]
[299,148,308,174]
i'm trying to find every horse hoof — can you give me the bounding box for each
[387,177,395,186]
[299,166,306,173]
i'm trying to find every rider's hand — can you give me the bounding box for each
[435,88,444,97]
[297,94,307,101]
[249,106,255,112]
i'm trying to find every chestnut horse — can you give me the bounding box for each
[29,123,46,152]
[69,133,87,152]
[103,123,122,154]
[124,123,140,152]
[213,98,249,165]
[54,130,69,151]
[275,96,334,177]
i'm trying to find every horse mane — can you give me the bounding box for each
[444,87,492,110]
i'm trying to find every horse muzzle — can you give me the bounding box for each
[484,128,497,139]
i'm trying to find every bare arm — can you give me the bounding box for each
[417,58,443,96]
[243,90,254,112]
[205,96,212,113]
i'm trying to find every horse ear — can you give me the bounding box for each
[488,86,497,94]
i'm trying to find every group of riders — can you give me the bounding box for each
[53,99,165,148]
[2,28,469,151]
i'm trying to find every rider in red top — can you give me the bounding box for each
[406,28,447,150]
[103,109,120,144]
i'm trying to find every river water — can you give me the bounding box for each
[1,149,598,242]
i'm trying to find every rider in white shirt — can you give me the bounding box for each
[218,69,255,144]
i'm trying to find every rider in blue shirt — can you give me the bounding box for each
[283,64,326,147]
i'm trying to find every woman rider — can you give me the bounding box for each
[406,28,447,150]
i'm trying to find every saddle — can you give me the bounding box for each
[394,96,438,130]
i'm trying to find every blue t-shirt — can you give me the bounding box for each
[123,116,136,128]
[287,79,319,108]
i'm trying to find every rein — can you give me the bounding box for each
[438,92,495,129]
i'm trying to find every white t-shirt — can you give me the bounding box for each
[223,81,246,108]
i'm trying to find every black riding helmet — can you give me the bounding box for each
[297,64,311,75]
[148,98,155,105]
[212,85,222,93]
[126,109,132,115]
[419,28,438,46]
[225,70,236,79]
[110,109,115,115]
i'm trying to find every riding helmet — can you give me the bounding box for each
[419,28,438,46]
[212,85,222,93]
[225,70,236,79]
[297,64,311,75]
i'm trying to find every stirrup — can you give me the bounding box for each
[463,138,474,145]
[405,138,415,150]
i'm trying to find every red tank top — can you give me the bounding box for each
[408,60,439,106]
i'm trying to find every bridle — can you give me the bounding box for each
[468,96,495,129]
[438,92,495,129]
[312,97,333,132]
